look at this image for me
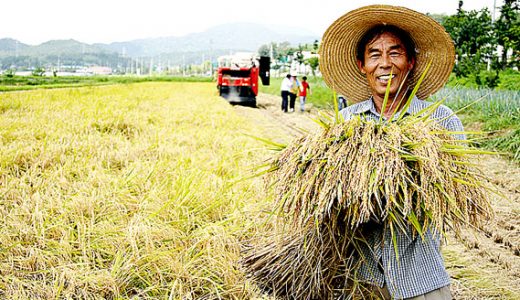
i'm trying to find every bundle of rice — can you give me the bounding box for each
[241,112,493,299]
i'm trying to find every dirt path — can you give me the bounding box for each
[234,93,520,299]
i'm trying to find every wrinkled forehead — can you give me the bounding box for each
[357,25,416,62]
[365,32,407,50]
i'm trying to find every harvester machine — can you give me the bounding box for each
[216,52,270,107]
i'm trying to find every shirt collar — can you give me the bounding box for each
[353,96,421,119]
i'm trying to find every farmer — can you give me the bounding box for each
[288,74,300,112]
[280,74,292,113]
[319,5,463,299]
[299,76,311,112]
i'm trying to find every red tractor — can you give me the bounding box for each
[216,53,270,107]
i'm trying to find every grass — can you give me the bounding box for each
[446,70,520,91]
[0,74,213,92]
[0,82,272,299]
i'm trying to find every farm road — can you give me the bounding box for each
[234,93,520,299]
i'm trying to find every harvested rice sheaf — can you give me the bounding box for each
[270,116,491,236]
[242,115,493,299]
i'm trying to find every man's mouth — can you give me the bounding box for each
[377,74,396,83]
[376,74,395,84]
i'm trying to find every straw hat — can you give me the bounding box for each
[319,4,455,103]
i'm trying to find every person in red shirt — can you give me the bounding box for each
[299,76,311,112]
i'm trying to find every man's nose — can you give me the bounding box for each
[380,54,392,68]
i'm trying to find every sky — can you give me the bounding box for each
[0,0,503,45]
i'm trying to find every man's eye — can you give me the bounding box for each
[390,52,401,57]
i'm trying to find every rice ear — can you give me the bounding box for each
[333,90,340,124]
[243,133,287,151]
[397,61,432,122]
[380,67,394,122]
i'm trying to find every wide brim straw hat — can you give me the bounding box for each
[319,4,455,103]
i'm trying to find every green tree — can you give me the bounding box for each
[494,0,520,69]
[313,40,319,53]
[295,45,305,65]
[426,13,448,24]
[257,41,322,75]
[257,43,274,57]
[443,4,496,84]
[32,67,45,76]
[306,56,319,77]
[258,42,292,62]
[3,68,15,77]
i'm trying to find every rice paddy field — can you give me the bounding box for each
[0,81,519,299]
[0,82,276,299]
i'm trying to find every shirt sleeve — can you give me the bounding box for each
[445,115,466,140]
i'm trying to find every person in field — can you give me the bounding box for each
[288,74,300,112]
[280,74,292,113]
[337,94,347,110]
[319,5,463,299]
[299,76,311,112]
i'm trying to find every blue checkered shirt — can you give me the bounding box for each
[340,97,464,299]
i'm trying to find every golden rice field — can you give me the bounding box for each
[1,82,519,299]
[0,82,276,299]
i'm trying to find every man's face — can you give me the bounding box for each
[357,32,415,101]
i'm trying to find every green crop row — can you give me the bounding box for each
[0,75,212,91]
[431,87,520,162]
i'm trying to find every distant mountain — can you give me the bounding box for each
[0,22,319,70]
[24,39,108,56]
[0,38,113,58]
[0,38,30,55]
[98,22,319,57]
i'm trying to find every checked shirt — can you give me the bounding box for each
[340,97,464,299]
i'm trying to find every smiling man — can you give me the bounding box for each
[319,5,462,300]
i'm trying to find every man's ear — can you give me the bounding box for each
[357,60,366,74]
[408,57,415,71]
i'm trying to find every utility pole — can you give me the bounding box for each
[182,54,185,76]
[492,0,497,23]
[489,0,497,70]
[209,39,213,76]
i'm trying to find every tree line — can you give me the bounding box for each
[443,0,519,87]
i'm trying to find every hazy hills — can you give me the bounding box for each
[0,23,319,69]
[101,23,318,56]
